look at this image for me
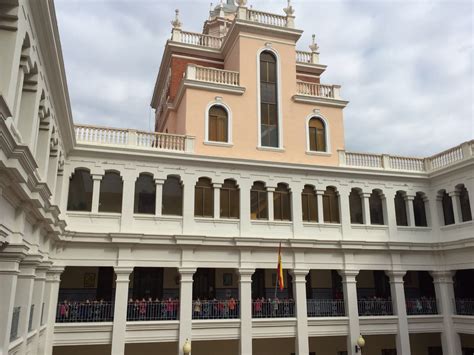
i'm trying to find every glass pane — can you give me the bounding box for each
[261,83,276,103]
[99,172,123,213]
[394,193,408,226]
[134,175,156,214]
[203,187,214,217]
[282,192,291,220]
[195,188,203,216]
[251,190,259,219]
[413,194,427,227]
[230,188,240,218]
[370,192,384,225]
[220,189,230,218]
[67,169,93,211]
[349,190,363,224]
[258,192,268,219]
[274,192,282,220]
[162,176,183,216]
[460,187,472,222]
[302,194,308,221]
[308,194,318,221]
[309,127,317,151]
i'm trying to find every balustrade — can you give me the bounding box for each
[296,50,312,63]
[181,31,222,49]
[247,9,287,27]
[389,156,425,172]
[187,65,240,86]
[192,299,240,320]
[136,130,186,151]
[56,301,114,323]
[127,300,179,321]
[252,299,295,318]
[307,299,345,317]
[296,81,335,98]
[406,298,438,315]
[357,299,393,316]
[345,152,383,169]
[455,298,474,315]
[75,125,128,145]
[430,145,464,170]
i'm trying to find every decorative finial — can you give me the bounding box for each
[309,34,319,53]
[283,0,295,16]
[209,2,213,18]
[218,0,225,17]
[236,0,247,6]
[171,9,182,29]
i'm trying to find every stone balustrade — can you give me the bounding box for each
[186,64,240,86]
[296,50,312,63]
[180,31,223,49]
[296,80,341,99]
[246,9,289,27]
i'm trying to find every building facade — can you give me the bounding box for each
[0,1,473,355]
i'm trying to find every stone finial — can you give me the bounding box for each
[218,0,225,17]
[171,9,182,29]
[209,3,213,18]
[309,34,319,53]
[283,0,295,16]
[236,0,247,6]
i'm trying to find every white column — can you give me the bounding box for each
[238,269,254,355]
[291,183,304,237]
[405,195,416,227]
[111,267,133,355]
[91,174,103,214]
[291,269,309,355]
[316,189,325,223]
[213,182,222,218]
[182,175,196,235]
[431,271,462,355]
[154,178,165,217]
[339,270,361,355]
[178,268,195,355]
[339,187,352,239]
[239,179,252,237]
[35,119,52,180]
[448,191,461,224]
[267,186,275,221]
[47,152,59,200]
[386,271,411,355]
[361,192,371,225]
[30,264,48,351]
[41,266,64,355]
[120,172,136,232]
[464,181,474,221]
[384,191,398,239]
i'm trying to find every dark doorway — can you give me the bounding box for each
[132,267,164,300]
[193,268,215,299]
[96,267,114,301]
[252,269,265,299]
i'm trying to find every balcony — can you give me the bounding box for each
[183,64,245,95]
[128,300,179,321]
[455,298,474,316]
[294,80,348,108]
[307,299,345,317]
[192,299,240,320]
[406,298,438,315]
[252,299,295,318]
[56,301,114,323]
[357,299,393,316]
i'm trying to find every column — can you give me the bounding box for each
[111,267,133,355]
[361,192,371,225]
[30,264,48,351]
[91,174,103,213]
[291,183,304,238]
[154,178,165,217]
[386,271,411,355]
[464,181,474,220]
[35,119,52,180]
[178,268,195,355]
[405,195,415,227]
[213,182,222,218]
[238,269,254,355]
[41,266,64,355]
[46,151,59,199]
[182,175,196,235]
[316,189,325,223]
[267,186,275,221]
[120,172,136,232]
[339,187,352,239]
[448,191,461,224]
[239,179,252,237]
[339,270,361,355]
[291,269,309,355]
[384,191,398,239]
[431,271,462,355]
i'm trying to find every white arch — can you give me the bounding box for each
[256,46,283,149]
[204,99,233,145]
[305,112,331,154]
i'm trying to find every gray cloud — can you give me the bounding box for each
[55,0,473,156]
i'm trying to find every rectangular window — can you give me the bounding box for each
[251,190,268,220]
[260,52,278,148]
[220,188,239,219]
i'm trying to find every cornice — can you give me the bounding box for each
[293,94,349,108]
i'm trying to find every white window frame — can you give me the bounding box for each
[256,46,283,150]
[305,113,331,155]
[204,100,233,146]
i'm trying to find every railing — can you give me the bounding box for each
[252,299,295,318]
[192,299,240,319]
[307,299,345,317]
[247,9,287,27]
[10,306,20,341]
[455,298,474,315]
[75,124,194,153]
[187,65,240,86]
[181,31,223,49]
[296,81,338,99]
[358,299,393,316]
[430,145,464,170]
[406,298,438,315]
[28,304,34,332]
[56,301,114,323]
[345,152,383,169]
[296,50,312,63]
[389,156,425,172]
[127,300,179,321]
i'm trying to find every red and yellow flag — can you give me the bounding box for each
[277,242,284,291]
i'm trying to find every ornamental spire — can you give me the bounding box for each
[283,0,295,16]
[171,9,182,29]
[309,34,319,53]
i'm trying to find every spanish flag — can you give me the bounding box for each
[277,242,284,291]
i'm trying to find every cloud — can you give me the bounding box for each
[55,0,473,156]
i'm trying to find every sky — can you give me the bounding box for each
[54,0,473,156]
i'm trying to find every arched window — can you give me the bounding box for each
[302,185,317,222]
[457,185,472,222]
[208,105,228,143]
[440,190,454,225]
[308,117,326,152]
[134,173,155,214]
[413,192,427,227]
[162,175,183,216]
[195,177,213,217]
[349,188,363,224]
[251,181,268,220]
[260,51,279,148]
[220,179,239,219]
[67,168,93,211]
[369,189,384,225]
[323,186,339,223]
[99,171,123,213]
[274,183,291,221]
[394,191,408,226]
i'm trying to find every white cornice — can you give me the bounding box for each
[293,94,349,108]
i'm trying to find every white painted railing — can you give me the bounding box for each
[186,65,240,86]
[389,156,425,172]
[345,152,383,169]
[296,50,312,63]
[247,9,287,27]
[75,125,195,153]
[429,145,464,170]
[180,31,223,49]
[296,81,339,99]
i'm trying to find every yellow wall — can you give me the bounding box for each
[192,340,239,355]
[125,342,178,354]
[53,345,111,355]
[60,267,100,289]
[253,337,295,355]
[410,333,442,355]
[310,270,332,288]
[309,336,347,354]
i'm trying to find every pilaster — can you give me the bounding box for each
[239,179,252,236]
[213,182,223,218]
[291,269,309,355]
[361,192,371,225]
[111,267,133,355]
[316,189,325,223]
[91,174,103,214]
[339,270,360,355]
[291,182,304,237]
[267,186,275,221]
[448,191,461,224]
[405,195,416,227]
[41,266,64,355]
[238,268,254,355]
[154,178,165,217]
[182,175,196,235]
[178,267,196,355]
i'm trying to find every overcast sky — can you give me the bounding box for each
[54,0,473,156]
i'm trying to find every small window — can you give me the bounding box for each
[458,185,472,222]
[162,175,183,216]
[308,117,326,152]
[134,174,156,214]
[195,177,214,217]
[99,171,123,213]
[220,179,239,219]
[394,191,408,226]
[414,192,428,227]
[369,189,384,225]
[274,183,291,221]
[302,185,317,222]
[323,186,339,223]
[440,190,454,225]
[67,168,93,211]
[251,181,268,220]
[208,105,228,142]
[349,188,363,224]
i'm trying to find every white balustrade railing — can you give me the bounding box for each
[186,65,240,86]
[296,50,312,63]
[429,145,464,170]
[75,125,128,145]
[247,9,287,27]
[181,31,222,49]
[296,81,337,98]
[136,130,186,151]
[345,152,383,169]
[389,156,425,172]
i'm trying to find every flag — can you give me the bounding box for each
[277,242,284,291]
